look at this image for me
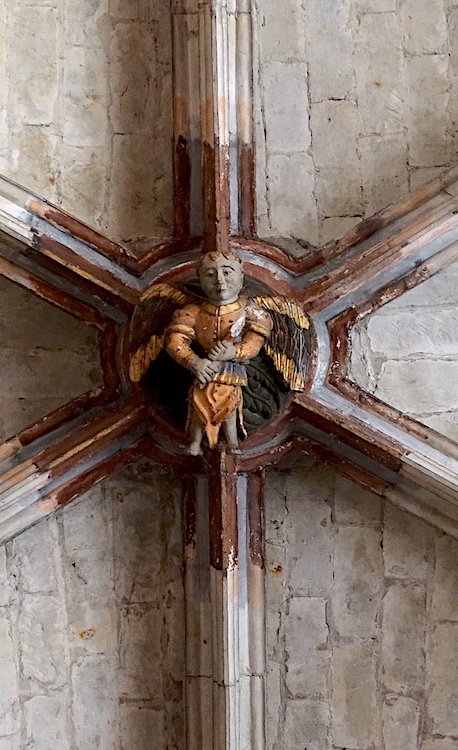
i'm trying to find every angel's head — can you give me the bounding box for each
[197,250,244,306]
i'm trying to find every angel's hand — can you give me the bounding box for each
[191,358,221,385]
[208,341,236,362]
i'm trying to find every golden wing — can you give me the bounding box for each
[254,296,313,391]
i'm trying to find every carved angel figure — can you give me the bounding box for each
[129,250,312,455]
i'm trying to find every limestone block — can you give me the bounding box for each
[0,397,73,444]
[405,54,450,167]
[382,695,420,750]
[9,7,58,126]
[284,699,330,750]
[423,412,458,442]
[0,737,20,750]
[410,166,446,191]
[12,519,57,594]
[333,526,383,637]
[305,0,353,102]
[422,741,458,750]
[319,216,361,246]
[117,606,164,701]
[63,46,109,148]
[0,348,101,400]
[263,61,310,153]
[285,597,329,698]
[379,262,458,308]
[332,641,378,748]
[365,308,458,357]
[60,162,107,231]
[359,135,409,215]
[109,21,162,135]
[284,466,333,596]
[0,619,19,736]
[333,475,381,525]
[375,360,458,414]
[259,0,306,62]
[62,488,117,656]
[265,471,287,544]
[24,695,70,750]
[266,660,281,750]
[108,133,174,241]
[64,0,110,47]
[354,13,404,136]
[19,593,67,688]
[110,475,181,603]
[0,278,99,353]
[382,582,426,693]
[400,0,448,55]
[428,623,458,735]
[432,535,458,621]
[311,101,362,216]
[72,656,118,750]
[7,126,56,200]
[383,503,432,582]
[355,0,395,11]
[266,153,319,243]
[265,542,286,656]
[119,706,163,750]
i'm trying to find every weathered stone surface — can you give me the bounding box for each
[71,656,118,750]
[382,695,420,750]
[311,100,362,216]
[305,0,353,102]
[19,593,67,688]
[383,503,432,582]
[400,0,448,55]
[62,489,117,656]
[432,534,458,621]
[423,412,458,442]
[24,695,70,750]
[355,0,395,11]
[428,623,458,735]
[410,166,446,191]
[422,741,458,750]
[108,133,174,241]
[259,0,306,62]
[366,308,458,357]
[285,597,329,698]
[0,545,12,607]
[263,62,310,153]
[382,582,426,693]
[13,520,57,594]
[332,641,378,749]
[359,134,409,215]
[284,699,329,750]
[266,660,282,750]
[354,13,404,136]
[285,466,333,596]
[63,46,109,148]
[0,619,19,736]
[7,126,55,199]
[266,153,319,242]
[64,0,109,47]
[376,360,458,414]
[9,7,58,126]
[334,475,381,525]
[60,161,107,231]
[319,216,361,245]
[405,54,450,167]
[119,705,164,750]
[333,526,383,637]
[265,541,286,656]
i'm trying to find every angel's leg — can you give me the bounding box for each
[188,412,204,456]
[223,411,239,454]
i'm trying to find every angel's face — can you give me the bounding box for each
[199,257,244,305]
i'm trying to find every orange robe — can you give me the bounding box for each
[165,297,272,448]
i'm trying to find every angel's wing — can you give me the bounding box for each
[129,284,196,382]
[253,296,313,391]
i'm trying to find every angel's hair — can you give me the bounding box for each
[196,249,243,274]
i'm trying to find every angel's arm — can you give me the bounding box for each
[165,304,201,369]
[233,303,273,361]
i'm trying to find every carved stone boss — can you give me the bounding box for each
[1,1,458,749]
